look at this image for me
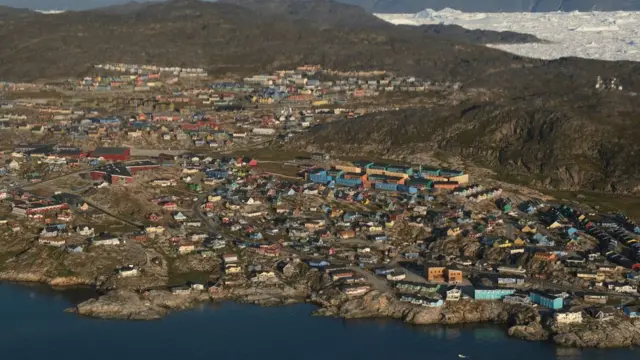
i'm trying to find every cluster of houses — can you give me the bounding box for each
[94,63,208,78]
[305,162,469,192]
[243,65,460,105]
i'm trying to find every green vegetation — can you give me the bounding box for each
[165,256,214,286]
[542,189,640,222]
[167,270,212,287]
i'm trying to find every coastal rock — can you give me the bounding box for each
[76,290,168,320]
[76,289,211,320]
[401,306,442,324]
[508,323,549,341]
[146,290,209,310]
[314,289,538,328]
[552,319,640,348]
[313,290,396,318]
[49,276,94,286]
[228,283,309,306]
[0,270,92,286]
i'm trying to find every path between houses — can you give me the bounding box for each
[350,266,392,293]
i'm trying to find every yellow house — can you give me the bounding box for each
[494,239,513,248]
[449,174,469,184]
[207,195,222,202]
[447,227,462,237]
[548,221,563,229]
[385,221,395,228]
[145,226,165,234]
[522,225,537,234]
[514,237,527,247]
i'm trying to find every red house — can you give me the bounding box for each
[90,161,158,184]
[90,163,133,184]
[90,147,131,161]
[162,202,178,211]
[126,161,160,175]
[147,213,162,222]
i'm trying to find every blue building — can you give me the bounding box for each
[308,169,332,184]
[624,306,640,318]
[474,288,515,300]
[529,291,564,310]
[308,260,330,268]
[567,227,579,239]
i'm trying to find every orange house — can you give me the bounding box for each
[433,182,459,190]
[426,266,446,282]
[446,268,463,284]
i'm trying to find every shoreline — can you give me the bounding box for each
[2,271,639,349]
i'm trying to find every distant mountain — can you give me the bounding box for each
[2,0,639,12]
[220,0,387,28]
[223,0,542,43]
[0,0,539,81]
[0,5,35,18]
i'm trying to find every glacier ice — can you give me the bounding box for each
[376,9,640,62]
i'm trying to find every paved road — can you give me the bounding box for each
[350,266,392,293]
[192,195,217,232]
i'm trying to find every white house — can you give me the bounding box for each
[178,244,195,254]
[252,271,277,283]
[446,288,462,301]
[173,212,187,221]
[555,311,583,324]
[91,236,121,246]
[8,160,20,171]
[191,283,205,291]
[118,266,139,278]
[38,238,66,247]
[76,226,95,237]
[40,228,59,238]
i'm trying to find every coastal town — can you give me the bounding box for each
[1,63,640,348]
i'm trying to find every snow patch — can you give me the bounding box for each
[35,10,66,14]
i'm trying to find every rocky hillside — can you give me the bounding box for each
[294,91,640,193]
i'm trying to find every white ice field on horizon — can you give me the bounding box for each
[375,9,640,62]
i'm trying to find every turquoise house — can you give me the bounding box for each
[474,288,515,300]
[529,291,564,310]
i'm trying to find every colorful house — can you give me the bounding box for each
[474,288,515,300]
[529,291,564,310]
[624,305,640,318]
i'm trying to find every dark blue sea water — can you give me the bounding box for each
[0,282,638,360]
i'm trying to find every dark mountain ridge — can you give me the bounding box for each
[0,0,547,84]
[223,0,543,43]
[3,0,639,13]
[0,0,635,93]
